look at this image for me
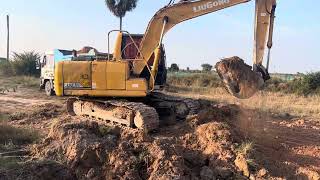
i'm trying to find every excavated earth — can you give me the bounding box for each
[0,86,319,180]
[29,102,250,180]
[215,56,265,99]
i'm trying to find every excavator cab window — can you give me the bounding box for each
[41,56,47,68]
[121,34,143,60]
[121,34,167,87]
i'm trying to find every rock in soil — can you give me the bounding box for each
[234,154,250,177]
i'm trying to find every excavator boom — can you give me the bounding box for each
[131,0,276,99]
[133,0,250,75]
[133,0,276,78]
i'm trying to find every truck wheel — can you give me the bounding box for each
[45,81,54,96]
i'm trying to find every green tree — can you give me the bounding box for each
[105,0,138,30]
[169,63,179,72]
[11,51,41,76]
[201,63,213,72]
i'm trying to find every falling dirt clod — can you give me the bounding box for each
[215,56,264,99]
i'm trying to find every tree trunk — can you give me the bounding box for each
[120,17,123,30]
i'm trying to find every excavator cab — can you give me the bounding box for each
[112,32,167,89]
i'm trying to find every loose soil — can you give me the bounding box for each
[0,84,319,180]
[215,56,264,99]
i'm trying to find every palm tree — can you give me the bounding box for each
[105,0,138,30]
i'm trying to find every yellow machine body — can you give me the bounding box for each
[51,0,278,132]
[54,60,148,97]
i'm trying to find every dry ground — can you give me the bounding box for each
[167,86,320,179]
[0,77,319,180]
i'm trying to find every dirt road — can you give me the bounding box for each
[0,87,63,113]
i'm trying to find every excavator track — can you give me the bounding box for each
[67,98,159,132]
[66,93,200,132]
[147,92,201,119]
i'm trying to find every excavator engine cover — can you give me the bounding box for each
[215,56,264,99]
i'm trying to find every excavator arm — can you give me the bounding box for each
[253,0,277,80]
[132,0,276,99]
[133,0,251,75]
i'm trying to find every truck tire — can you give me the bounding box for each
[45,80,54,96]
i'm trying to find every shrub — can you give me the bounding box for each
[11,51,41,77]
[167,73,222,88]
[0,52,40,77]
[168,63,179,72]
[0,60,14,76]
[264,77,287,92]
[201,63,213,72]
[287,72,320,96]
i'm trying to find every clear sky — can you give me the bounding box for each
[0,0,319,73]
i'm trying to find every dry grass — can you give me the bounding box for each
[236,141,254,156]
[235,141,257,168]
[0,113,39,148]
[0,123,39,146]
[167,86,320,118]
[0,117,40,169]
[0,76,38,89]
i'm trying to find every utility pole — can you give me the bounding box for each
[6,15,10,61]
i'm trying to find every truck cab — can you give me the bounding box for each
[40,49,74,96]
[40,47,112,96]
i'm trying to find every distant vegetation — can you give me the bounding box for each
[263,72,320,96]
[167,71,320,96]
[201,63,213,72]
[168,63,180,72]
[0,51,40,77]
[168,72,222,88]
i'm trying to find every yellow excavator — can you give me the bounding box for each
[54,0,277,132]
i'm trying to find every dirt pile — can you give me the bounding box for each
[215,56,264,99]
[32,118,119,179]
[30,102,256,179]
[9,103,65,130]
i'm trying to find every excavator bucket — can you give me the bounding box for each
[215,56,264,99]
